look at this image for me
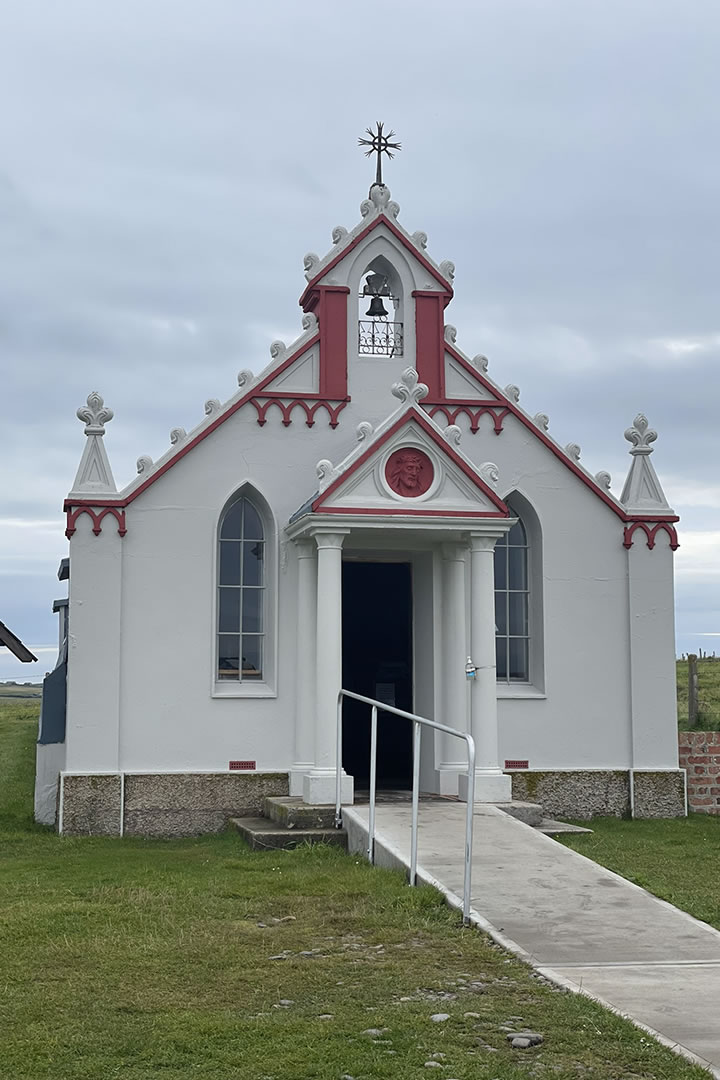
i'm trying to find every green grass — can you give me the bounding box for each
[561,814,720,931]
[0,703,711,1080]
[677,658,720,730]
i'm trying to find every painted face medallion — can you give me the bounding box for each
[385,448,434,498]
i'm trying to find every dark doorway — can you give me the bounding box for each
[341,561,413,788]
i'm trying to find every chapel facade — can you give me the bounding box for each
[35,171,685,834]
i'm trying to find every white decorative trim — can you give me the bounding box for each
[624,413,657,455]
[564,442,581,462]
[444,324,457,344]
[303,253,321,280]
[170,427,187,445]
[411,230,428,250]
[479,462,500,489]
[533,413,549,431]
[439,259,455,284]
[443,425,462,447]
[472,354,489,372]
[356,421,374,442]
[595,470,612,491]
[204,399,221,417]
[504,384,520,403]
[391,367,429,404]
[237,370,255,389]
[620,413,672,513]
[301,311,318,333]
[270,341,287,360]
[77,391,113,435]
[136,455,153,474]
[331,226,348,245]
[316,460,339,493]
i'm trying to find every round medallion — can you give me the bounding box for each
[385,447,434,498]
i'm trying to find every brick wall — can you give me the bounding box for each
[678,732,720,813]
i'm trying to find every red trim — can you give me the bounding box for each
[65,505,127,539]
[311,507,507,518]
[312,410,510,515]
[426,402,511,435]
[414,293,446,398]
[250,397,349,428]
[623,520,680,551]
[299,216,454,308]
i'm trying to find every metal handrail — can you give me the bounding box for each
[335,689,476,925]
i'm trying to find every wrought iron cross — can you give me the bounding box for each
[358,122,401,186]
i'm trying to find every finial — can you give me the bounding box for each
[624,414,658,455]
[358,122,401,189]
[77,391,113,435]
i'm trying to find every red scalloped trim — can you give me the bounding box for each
[66,505,127,539]
[623,520,680,551]
[250,396,349,429]
[425,402,511,435]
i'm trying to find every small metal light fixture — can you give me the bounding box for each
[465,657,477,680]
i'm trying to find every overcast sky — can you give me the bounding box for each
[2,0,719,679]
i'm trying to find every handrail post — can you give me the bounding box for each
[410,719,421,887]
[368,705,378,864]
[463,735,476,926]
[335,692,343,829]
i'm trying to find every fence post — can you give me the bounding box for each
[688,653,699,726]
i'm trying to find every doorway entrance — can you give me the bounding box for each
[341,561,413,788]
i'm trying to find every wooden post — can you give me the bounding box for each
[688,653,699,726]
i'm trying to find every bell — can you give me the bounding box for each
[366,295,389,318]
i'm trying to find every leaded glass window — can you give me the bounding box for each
[217,497,265,681]
[494,518,529,682]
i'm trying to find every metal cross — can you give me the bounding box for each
[358,122,402,187]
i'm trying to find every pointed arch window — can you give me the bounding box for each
[217,496,266,682]
[494,517,530,682]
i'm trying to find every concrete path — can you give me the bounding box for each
[344,802,720,1077]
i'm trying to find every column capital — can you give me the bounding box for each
[468,533,500,553]
[441,541,467,562]
[313,530,350,551]
[294,538,317,559]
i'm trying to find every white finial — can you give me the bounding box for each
[443,425,462,447]
[624,414,658,455]
[412,230,428,250]
[472,354,489,372]
[504,384,520,403]
[479,462,500,488]
[204,399,221,417]
[170,427,187,446]
[303,253,321,280]
[316,460,339,493]
[77,391,113,435]
[533,413,549,431]
[391,367,429,404]
[331,226,348,245]
[439,260,455,284]
[595,470,612,490]
[301,312,318,333]
[270,341,287,360]
[237,370,254,388]
[444,325,457,344]
[136,455,153,474]
[565,442,582,462]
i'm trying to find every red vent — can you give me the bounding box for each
[505,759,529,770]
[229,760,256,771]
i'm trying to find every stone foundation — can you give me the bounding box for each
[509,769,685,819]
[60,772,289,836]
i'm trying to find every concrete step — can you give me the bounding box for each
[264,796,338,830]
[494,800,544,827]
[232,816,348,851]
[537,819,593,836]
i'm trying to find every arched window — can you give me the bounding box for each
[217,495,266,682]
[358,254,403,357]
[494,516,529,682]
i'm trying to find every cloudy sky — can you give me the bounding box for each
[2,0,719,680]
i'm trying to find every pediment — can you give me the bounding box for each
[261,345,319,393]
[444,352,502,400]
[312,412,508,518]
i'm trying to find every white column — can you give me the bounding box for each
[435,543,467,795]
[303,530,353,805]
[290,540,316,795]
[459,533,512,802]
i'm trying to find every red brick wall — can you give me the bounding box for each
[678,732,720,813]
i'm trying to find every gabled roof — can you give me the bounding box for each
[0,622,38,663]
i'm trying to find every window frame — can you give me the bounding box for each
[494,493,545,696]
[212,485,277,699]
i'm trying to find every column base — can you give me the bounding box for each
[434,765,465,797]
[289,764,314,797]
[458,769,512,803]
[302,769,354,806]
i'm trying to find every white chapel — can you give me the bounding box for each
[36,137,685,833]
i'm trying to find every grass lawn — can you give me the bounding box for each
[561,814,720,932]
[676,658,720,730]
[0,702,711,1080]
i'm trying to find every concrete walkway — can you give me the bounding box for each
[343,802,720,1077]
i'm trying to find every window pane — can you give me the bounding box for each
[220,502,243,540]
[496,637,508,679]
[242,589,264,633]
[508,592,528,636]
[242,636,263,680]
[218,635,241,680]
[494,549,507,589]
[494,592,507,635]
[219,588,241,632]
[509,638,529,680]
[219,541,241,585]
[507,519,527,546]
[508,547,527,590]
[243,501,263,541]
[243,541,264,586]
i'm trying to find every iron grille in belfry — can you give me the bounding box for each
[358,320,404,356]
